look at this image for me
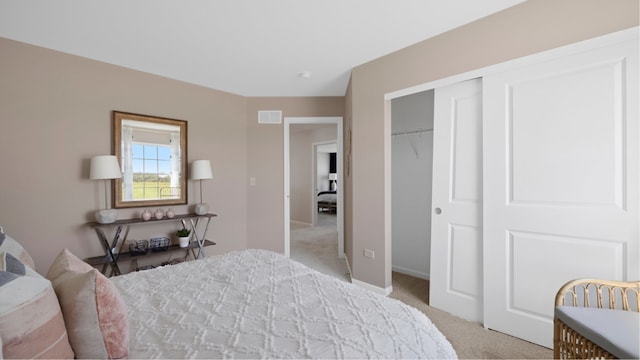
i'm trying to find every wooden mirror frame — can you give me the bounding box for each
[113,111,188,209]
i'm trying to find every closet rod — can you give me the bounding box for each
[391,128,433,136]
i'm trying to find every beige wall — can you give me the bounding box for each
[0,37,249,273]
[349,0,639,288]
[290,125,337,225]
[1,0,635,290]
[0,37,345,275]
[244,97,344,252]
[290,129,313,224]
[344,79,354,275]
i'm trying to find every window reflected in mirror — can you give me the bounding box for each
[113,111,187,208]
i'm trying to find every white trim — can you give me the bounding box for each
[392,265,430,280]
[284,117,344,259]
[351,278,393,296]
[344,253,353,277]
[385,27,639,101]
[290,220,312,228]
[382,26,639,294]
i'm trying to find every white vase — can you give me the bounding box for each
[178,237,190,248]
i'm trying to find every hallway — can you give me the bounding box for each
[290,212,350,282]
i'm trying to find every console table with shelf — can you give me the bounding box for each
[86,213,216,276]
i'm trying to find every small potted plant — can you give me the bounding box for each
[176,226,191,248]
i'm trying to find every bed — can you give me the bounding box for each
[317,190,337,213]
[0,226,457,359]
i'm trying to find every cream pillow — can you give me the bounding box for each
[0,252,74,358]
[47,248,93,280]
[48,249,129,359]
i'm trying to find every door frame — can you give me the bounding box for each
[284,116,344,258]
[312,141,338,227]
[384,27,638,283]
[383,27,638,343]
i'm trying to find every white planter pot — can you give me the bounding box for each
[178,237,190,248]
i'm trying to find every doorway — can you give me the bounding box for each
[313,141,338,228]
[283,117,344,265]
[390,90,435,280]
[384,29,638,347]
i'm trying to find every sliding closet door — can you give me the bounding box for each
[483,36,638,347]
[430,78,483,322]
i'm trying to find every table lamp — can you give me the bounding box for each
[191,160,213,215]
[329,173,337,191]
[90,155,122,224]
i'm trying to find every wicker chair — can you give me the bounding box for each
[554,279,640,359]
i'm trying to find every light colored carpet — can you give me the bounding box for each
[389,272,552,359]
[290,213,552,359]
[290,214,350,282]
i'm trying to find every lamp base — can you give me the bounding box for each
[195,203,209,215]
[95,209,118,224]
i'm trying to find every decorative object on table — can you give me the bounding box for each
[140,210,151,221]
[176,226,191,248]
[154,209,164,220]
[191,160,213,215]
[329,173,337,191]
[128,240,148,256]
[86,213,217,276]
[166,209,175,218]
[90,155,123,224]
[149,237,170,252]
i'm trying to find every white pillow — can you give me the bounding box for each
[0,226,36,271]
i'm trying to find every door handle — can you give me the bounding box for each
[434,207,442,215]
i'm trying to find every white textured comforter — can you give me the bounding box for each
[111,249,457,359]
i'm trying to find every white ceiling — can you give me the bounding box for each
[0,0,524,97]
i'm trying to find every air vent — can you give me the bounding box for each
[258,110,282,124]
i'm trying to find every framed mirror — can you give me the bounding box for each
[113,111,187,208]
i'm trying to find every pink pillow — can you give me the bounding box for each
[48,249,129,359]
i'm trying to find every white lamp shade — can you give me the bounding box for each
[329,173,337,181]
[90,155,122,180]
[191,160,213,180]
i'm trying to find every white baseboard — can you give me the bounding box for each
[392,265,430,280]
[345,256,392,295]
[344,255,352,276]
[290,220,312,228]
[351,278,393,296]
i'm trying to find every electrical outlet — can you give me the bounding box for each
[364,249,375,259]
[249,177,256,186]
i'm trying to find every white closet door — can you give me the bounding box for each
[483,37,638,347]
[430,78,483,322]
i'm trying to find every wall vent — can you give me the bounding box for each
[258,110,282,124]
